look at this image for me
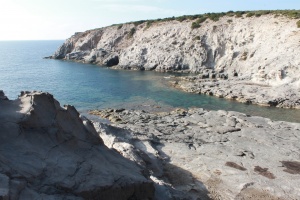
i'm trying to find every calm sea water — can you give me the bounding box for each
[1,40,300,122]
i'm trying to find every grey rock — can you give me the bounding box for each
[0,90,8,100]
[91,107,300,199]
[103,54,119,67]
[0,91,154,200]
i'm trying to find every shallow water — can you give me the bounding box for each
[1,40,300,123]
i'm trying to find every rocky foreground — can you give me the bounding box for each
[1,90,300,199]
[0,91,154,199]
[90,108,300,199]
[50,13,300,108]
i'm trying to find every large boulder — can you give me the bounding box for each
[0,91,154,200]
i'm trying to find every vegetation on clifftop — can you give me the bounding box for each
[127,28,136,39]
[111,10,300,30]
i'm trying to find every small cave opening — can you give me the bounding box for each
[105,55,119,67]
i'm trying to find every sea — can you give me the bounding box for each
[1,40,300,123]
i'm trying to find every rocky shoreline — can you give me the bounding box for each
[90,107,300,199]
[169,70,300,109]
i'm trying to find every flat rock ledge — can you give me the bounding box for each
[0,90,154,200]
[171,73,300,109]
[90,108,300,199]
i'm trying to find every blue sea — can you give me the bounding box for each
[1,40,300,122]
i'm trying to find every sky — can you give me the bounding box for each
[0,0,299,40]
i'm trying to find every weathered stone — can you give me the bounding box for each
[0,91,155,200]
[91,107,300,199]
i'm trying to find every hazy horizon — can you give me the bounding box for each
[1,0,299,40]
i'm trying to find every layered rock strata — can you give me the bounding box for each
[90,108,300,200]
[0,90,154,200]
[51,14,300,108]
[171,72,300,108]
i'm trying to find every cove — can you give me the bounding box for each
[0,41,300,123]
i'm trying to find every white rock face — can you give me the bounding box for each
[53,14,300,86]
[0,90,154,200]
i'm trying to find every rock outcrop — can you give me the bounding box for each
[51,13,300,108]
[90,108,300,200]
[172,73,300,109]
[0,90,154,199]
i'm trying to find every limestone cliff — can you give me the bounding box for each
[52,13,300,86]
[0,90,154,199]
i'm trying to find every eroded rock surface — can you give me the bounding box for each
[91,108,300,199]
[0,91,154,200]
[172,74,300,108]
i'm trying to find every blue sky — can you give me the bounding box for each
[0,0,299,40]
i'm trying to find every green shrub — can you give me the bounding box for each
[127,28,136,39]
[133,20,145,26]
[286,11,300,18]
[196,17,207,24]
[255,13,261,17]
[235,13,242,18]
[187,15,198,20]
[193,36,201,41]
[176,16,187,22]
[145,21,153,30]
[297,20,300,28]
[117,24,123,30]
[274,10,300,19]
[227,19,233,23]
[246,13,254,17]
[206,13,223,21]
[260,10,271,15]
[191,22,201,29]
[227,12,235,17]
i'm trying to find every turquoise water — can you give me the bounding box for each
[1,40,300,122]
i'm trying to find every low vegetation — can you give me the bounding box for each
[127,28,136,39]
[111,10,300,30]
[246,13,255,17]
[191,22,201,29]
[144,21,154,30]
[117,24,123,30]
[193,36,201,41]
[297,20,300,28]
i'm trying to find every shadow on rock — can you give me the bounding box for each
[96,123,211,200]
[0,91,155,200]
